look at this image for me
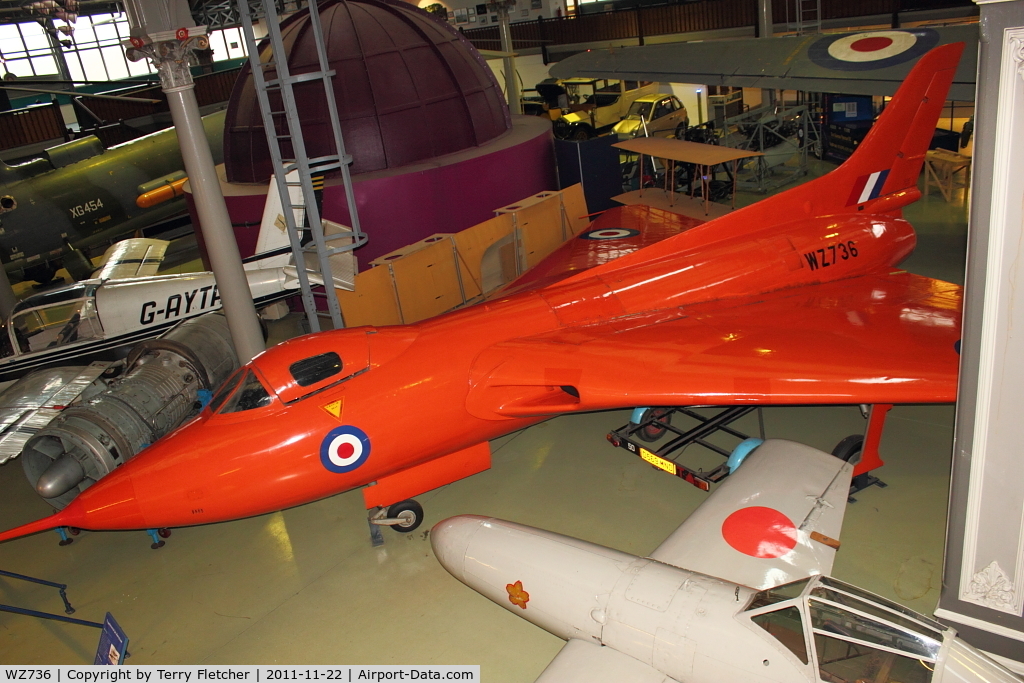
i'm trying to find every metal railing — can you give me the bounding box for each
[458,0,974,52]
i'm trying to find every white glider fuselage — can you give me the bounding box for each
[432,516,1020,683]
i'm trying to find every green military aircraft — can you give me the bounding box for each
[0,109,225,283]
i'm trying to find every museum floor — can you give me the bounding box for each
[0,164,970,677]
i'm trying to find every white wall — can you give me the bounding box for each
[486,53,552,97]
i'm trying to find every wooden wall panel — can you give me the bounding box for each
[336,265,401,327]
[513,193,565,269]
[390,240,463,323]
[560,183,591,236]
[452,214,514,298]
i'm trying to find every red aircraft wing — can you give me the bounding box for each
[493,204,706,297]
[467,270,961,418]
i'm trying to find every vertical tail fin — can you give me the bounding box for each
[245,169,304,271]
[832,41,964,214]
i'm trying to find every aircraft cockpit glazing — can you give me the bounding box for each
[209,351,347,415]
[743,576,949,683]
[0,289,102,358]
[211,369,274,414]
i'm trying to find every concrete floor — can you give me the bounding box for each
[0,162,969,675]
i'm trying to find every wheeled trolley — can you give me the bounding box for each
[607,404,893,500]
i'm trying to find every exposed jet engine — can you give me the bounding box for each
[21,313,238,509]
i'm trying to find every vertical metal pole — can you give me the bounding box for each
[758,0,773,38]
[759,0,775,125]
[497,4,521,115]
[166,86,265,362]
[126,33,265,364]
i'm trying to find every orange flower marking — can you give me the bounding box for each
[506,580,530,609]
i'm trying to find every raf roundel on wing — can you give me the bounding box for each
[580,227,641,240]
[808,28,940,71]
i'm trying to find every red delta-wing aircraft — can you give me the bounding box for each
[0,44,964,545]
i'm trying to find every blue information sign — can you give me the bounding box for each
[93,612,128,665]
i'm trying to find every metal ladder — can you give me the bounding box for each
[787,0,821,35]
[237,0,367,332]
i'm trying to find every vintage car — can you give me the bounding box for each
[612,93,690,139]
[533,77,658,139]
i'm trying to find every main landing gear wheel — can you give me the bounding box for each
[831,434,886,502]
[388,499,424,533]
[636,407,673,443]
[831,434,863,463]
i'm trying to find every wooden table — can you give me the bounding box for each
[924,148,971,202]
[614,137,763,215]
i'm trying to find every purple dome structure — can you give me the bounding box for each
[197,0,556,271]
[224,0,512,183]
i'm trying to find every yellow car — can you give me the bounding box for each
[536,78,658,140]
[612,94,690,139]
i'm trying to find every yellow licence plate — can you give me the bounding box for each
[640,447,676,474]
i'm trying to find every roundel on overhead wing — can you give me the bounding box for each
[808,29,940,71]
[721,506,798,558]
[580,228,641,240]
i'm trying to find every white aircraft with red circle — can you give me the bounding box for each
[433,439,1022,683]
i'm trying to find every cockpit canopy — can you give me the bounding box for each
[1,285,102,359]
[251,329,371,404]
[744,576,947,682]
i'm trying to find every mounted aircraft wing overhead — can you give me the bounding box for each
[550,24,977,100]
[0,43,967,547]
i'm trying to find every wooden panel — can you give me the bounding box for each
[495,190,560,215]
[560,183,591,236]
[452,214,514,299]
[515,193,565,270]
[370,233,455,268]
[390,239,463,323]
[336,265,401,328]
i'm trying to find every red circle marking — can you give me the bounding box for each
[721,507,798,558]
[595,230,620,237]
[850,36,893,53]
[335,442,355,459]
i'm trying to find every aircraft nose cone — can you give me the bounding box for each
[430,515,489,582]
[35,454,85,498]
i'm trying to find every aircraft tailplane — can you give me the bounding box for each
[829,41,964,216]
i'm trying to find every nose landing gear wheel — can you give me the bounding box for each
[388,499,424,533]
